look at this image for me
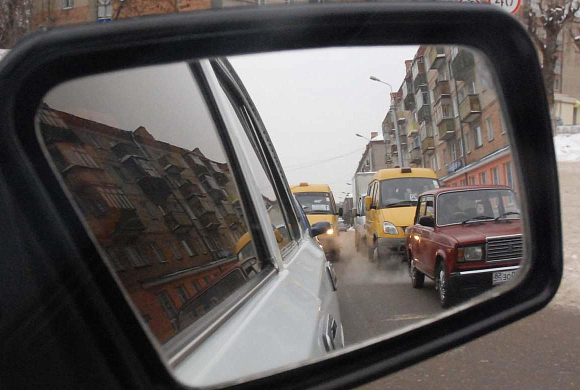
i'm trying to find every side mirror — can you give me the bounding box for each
[338,207,343,216]
[418,215,435,228]
[311,221,331,237]
[364,196,372,211]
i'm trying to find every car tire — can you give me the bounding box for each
[410,260,424,289]
[436,261,453,308]
[368,240,375,263]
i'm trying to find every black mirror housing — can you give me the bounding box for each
[0,4,562,390]
[311,221,332,237]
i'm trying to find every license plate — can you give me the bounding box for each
[492,270,518,285]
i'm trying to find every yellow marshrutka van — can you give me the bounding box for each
[291,183,341,260]
[364,168,439,268]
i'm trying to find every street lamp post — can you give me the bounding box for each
[370,76,404,168]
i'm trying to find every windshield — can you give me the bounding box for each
[437,189,520,226]
[294,192,336,214]
[380,178,439,208]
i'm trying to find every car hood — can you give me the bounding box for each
[439,220,523,246]
[379,206,416,227]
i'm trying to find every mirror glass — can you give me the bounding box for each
[35,46,524,388]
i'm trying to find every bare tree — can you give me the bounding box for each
[524,0,580,110]
[0,0,33,48]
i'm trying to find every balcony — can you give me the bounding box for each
[459,94,481,123]
[112,209,147,237]
[451,50,475,81]
[421,137,435,155]
[209,162,229,184]
[428,47,446,70]
[416,104,431,124]
[447,160,464,174]
[391,144,398,154]
[159,155,186,175]
[137,176,172,204]
[402,80,415,110]
[413,72,427,93]
[406,120,419,136]
[39,124,82,145]
[111,142,145,161]
[433,80,451,103]
[164,211,193,234]
[409,148,422,164]
[200,211,221,230]
[178,180,202,200]
[200,174,227,202]
[437,118,456,141]
[184,153,209,175]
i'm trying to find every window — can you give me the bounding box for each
[136,158,161,178]
[151,243,167,263]
[469,176,476,185]
[480,172,487,184]
[176,285,189,304]
[459,138,464,157]
[465,131,471,153]
[62,0,74,9]
[486,118,495,141]
[436,153,441,171]
[430,155,436,170]
[475,126,483,147]
[125,246,150,268]
[492,167,500,184]
[156,291,177,322]
[96,186,134,209]
[66,145,100,168]
[425,196,434,217]
[450,142,457,162]
[170,241,183,260]
[181,240,198,257]
[505,162,514,188]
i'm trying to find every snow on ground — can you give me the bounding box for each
[554,133,580,162]
[552,161,580,310]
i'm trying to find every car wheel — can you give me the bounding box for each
[436,261,453,308]
[368,240,375,263]
[410,260,424,289]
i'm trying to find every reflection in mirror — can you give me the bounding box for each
[35,45,523,388]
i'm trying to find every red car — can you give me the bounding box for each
[406,186,522,308]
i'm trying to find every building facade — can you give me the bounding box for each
[38,104,252,343]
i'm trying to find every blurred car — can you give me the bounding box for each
[406,185,522,308]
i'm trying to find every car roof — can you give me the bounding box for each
[290,183,332,193]
[372,168,438,181]
[420,185,513,197]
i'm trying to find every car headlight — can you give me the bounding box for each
[458,245,484,262]
[382,222,398,235]
[326,228,334,235]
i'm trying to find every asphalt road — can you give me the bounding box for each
[333,230,580,390]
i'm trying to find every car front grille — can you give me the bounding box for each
[486,235,523,262]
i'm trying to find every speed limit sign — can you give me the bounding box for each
[487,0,521,14]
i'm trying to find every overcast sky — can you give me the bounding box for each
[230,46,418,202]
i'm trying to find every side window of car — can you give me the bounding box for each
[372,182,380,208]
[425,196,435,218]
[211,67,297,257]
[35,62,269,347]
[416,197,427,224]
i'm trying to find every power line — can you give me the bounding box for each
[285,147,365,172]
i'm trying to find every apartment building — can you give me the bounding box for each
[37,104,250,343]
[383,45,517,191]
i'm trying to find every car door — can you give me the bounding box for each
[365,180,378,246]
[421,195,437,278]
[410,196,428,273]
